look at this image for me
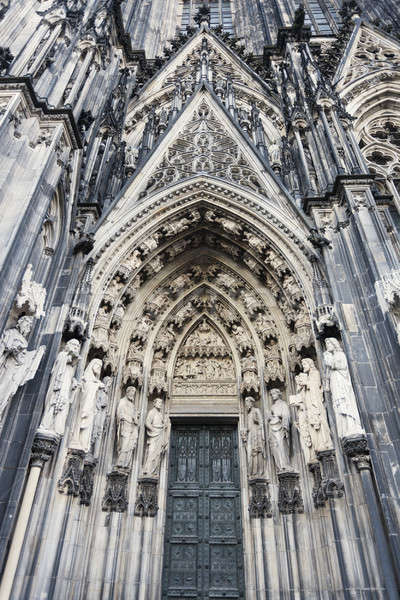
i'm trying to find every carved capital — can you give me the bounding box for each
[134,477,159,517]
[102,468,129,513]
[58,448,85,496]
[248,478,272,518]
[278,471,304,514]
[341,434,369,459]
[342,435,371,471]
[31,431,60,468]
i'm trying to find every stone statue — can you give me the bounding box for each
[116,385,139,469]
[91,376,112,458]
[324,338,365,438]
[0,316,45,423]
[300,358,333,452]
[91,306,110,352]
[142,397,169,478]
[268,388,291,472]
[268,140,281,166]
[242,397,266,478]
[15,264,46,318]
[289,373,315,463]
[73,358,104,453]
[39,338,81,437]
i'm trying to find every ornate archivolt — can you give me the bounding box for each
[91,186,312,294]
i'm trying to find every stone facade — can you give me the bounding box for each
[0,1,399,598]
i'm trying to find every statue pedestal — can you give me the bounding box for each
[317,449,344,500]
[248,478,272,518]
[80,453,97,506]
[58,448,85,496]
[277,471,304,514]
[102,467,129,513]
[134,477,159,517]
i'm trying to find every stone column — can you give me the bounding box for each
[0,431,59,600]
[342,435,399,599]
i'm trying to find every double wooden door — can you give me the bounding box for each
[162,424,244,599]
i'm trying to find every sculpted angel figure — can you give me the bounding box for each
[116,385,140,468]
[162,216,191,237]
[122,249,142,272]
[142,398,170,477]
[39,338,81,437]
[324,338,365,439]
[243,231,266,254]
[242,397,266,478]
[268,388,291,472]
[231,324,252,353]
[0,316,45,423]
[214,216,242,236]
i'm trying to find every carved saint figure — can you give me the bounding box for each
[268,388,291,472]
[0,316,45,423]
[324,338,365,438]
[74,358,104,452]
[300,358,333,452]
[91,376,112,458]
[116,385,139,468]
[242,397,266,477]
[142,397,169,477]
[39,338,81,436]
[289,373,315,464]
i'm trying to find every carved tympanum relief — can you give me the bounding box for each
[173,319,236,396]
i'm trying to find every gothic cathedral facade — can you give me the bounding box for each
[0,0,399,598]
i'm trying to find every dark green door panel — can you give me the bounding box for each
[162,425,244,600]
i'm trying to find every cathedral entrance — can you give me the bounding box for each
[162,424,245,599]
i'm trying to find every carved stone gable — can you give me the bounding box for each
[145,101,267,197]
[341,26,400,89]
